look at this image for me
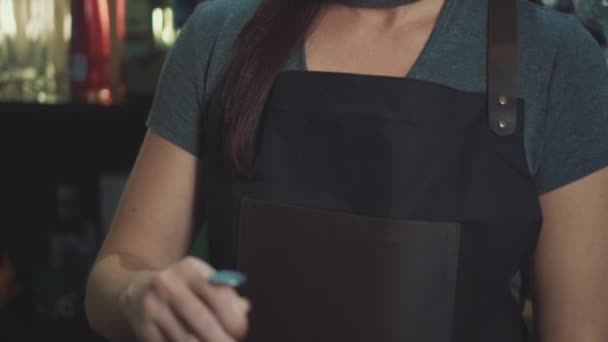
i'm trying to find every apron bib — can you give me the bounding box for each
[203,0,542,341]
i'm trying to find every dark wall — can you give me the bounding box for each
[0,99,150,340]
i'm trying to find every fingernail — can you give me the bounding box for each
[209,270,247,288]
[235,297,251,314]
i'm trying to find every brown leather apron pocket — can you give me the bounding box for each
[238,198,461,342]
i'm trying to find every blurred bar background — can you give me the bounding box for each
[0,0,606,340]
[0,0,204,340]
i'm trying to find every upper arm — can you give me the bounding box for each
[98,130,202,269]
[534,167,608,342]
[96,0,254,270]
[531,15,608,342]
[96,2,227,268]
[533,16,608,194]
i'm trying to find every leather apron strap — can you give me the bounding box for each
[488,0,520,136]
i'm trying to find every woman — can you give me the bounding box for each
[85,0,608,341]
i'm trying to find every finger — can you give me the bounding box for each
[142,293,193,342]
[138,323,165,342]
[153,301,200,342]
[169,283,241,342]
[185,272,249,338]
[180,257,216,278]
[193,283,249,339]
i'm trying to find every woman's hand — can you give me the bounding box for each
[118,257,250,342]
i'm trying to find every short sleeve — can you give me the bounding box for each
[146,3,211,156]
[534,16,608,194]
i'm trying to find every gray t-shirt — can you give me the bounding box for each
[147,0,608,194]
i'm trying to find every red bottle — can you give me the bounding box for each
[114,0,127,103]
[70,0,113,105]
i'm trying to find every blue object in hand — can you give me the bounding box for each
[209,270,247,288]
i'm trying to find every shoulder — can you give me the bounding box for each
[172,0,262,59]
[517,1,605,92]
[182,0,262,43]
[178,0,263,102]
[175,0,263,58]
[518,1,599,59]
[145,0,264,156]
[514,2,608,191]
[517,0,602,98]
[519,0,576,30]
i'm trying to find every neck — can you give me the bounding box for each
[329,0,444,28]
[337,0,422,7]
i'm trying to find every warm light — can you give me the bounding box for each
[37,92,48,103]
[98,88,112,105]
[63,12,72,42]
[152,7,164,43]
[162,8,176,46]
[152,6,176,50]
[0,0,71,103]
[26,0,55,40]
[0,0,17,38]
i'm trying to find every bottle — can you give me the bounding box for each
[124,0,156,96]
[126,0,154,59]
[70,0,113,105]
[110,0,127,104]
[0,0,71,103]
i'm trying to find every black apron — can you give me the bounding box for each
[203,0,542,341]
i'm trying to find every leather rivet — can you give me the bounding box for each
[498,96,509,106]
[498,119,508,129]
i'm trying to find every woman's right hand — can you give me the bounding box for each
[118,257,250,342]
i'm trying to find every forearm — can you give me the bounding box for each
[85,254,156,342]
[535,310,608,342]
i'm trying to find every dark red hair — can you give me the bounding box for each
[223,0,322,175]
